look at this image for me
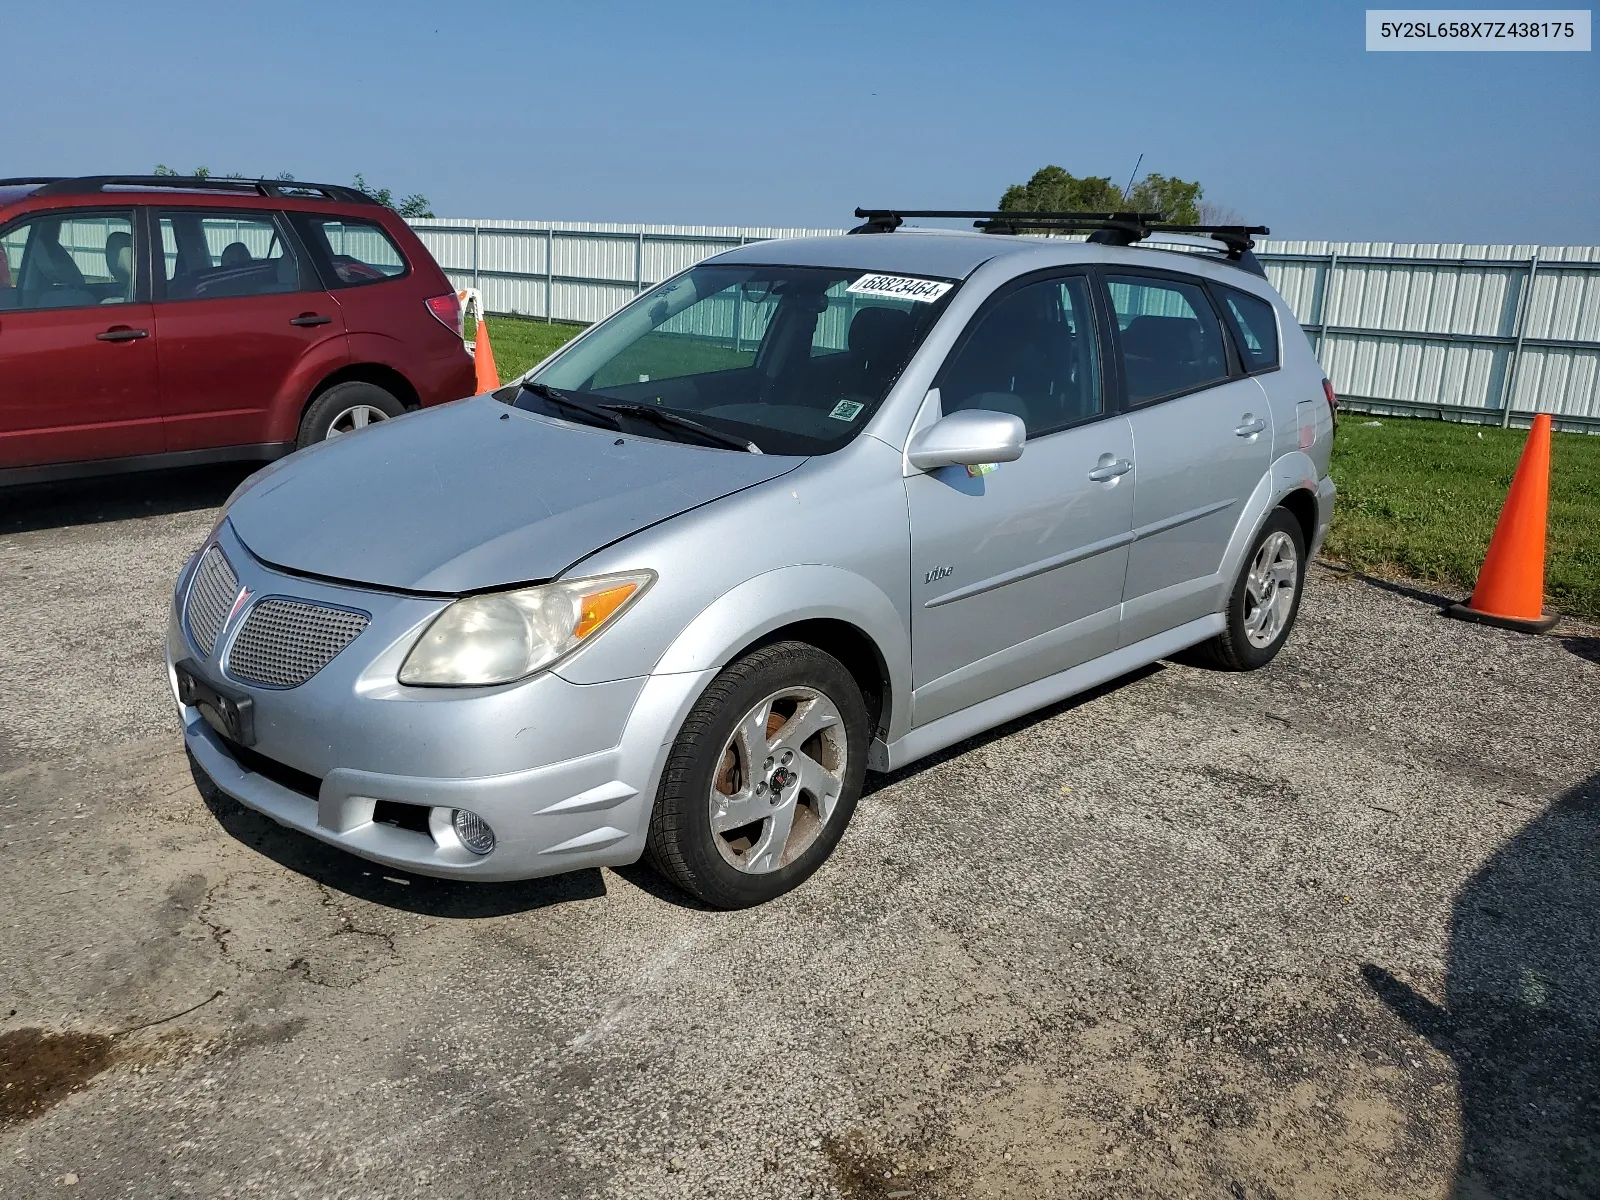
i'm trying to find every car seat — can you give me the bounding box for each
[103,232,132,297]
[22,236,95,308]
[1119,315,1206,398]
[845,306,914,397]
[219,242,253,268]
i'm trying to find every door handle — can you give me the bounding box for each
[289,314,332,327]
[1087,458,1134,483]
[96,327,148,342]
[1235,417,1267,437]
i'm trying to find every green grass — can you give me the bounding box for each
[475,318,752,388]
[591,332,753,387]
[469,312,1600,619]
[1326,416,1600,619]
[476,314,585,382]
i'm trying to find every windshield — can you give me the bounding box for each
[526,263,956,455]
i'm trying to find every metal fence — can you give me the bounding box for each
[413,218,1600,430]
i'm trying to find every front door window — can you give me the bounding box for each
[0,210,136,311]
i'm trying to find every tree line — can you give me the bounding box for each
[997,165,1244,226]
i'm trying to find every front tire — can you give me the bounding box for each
[645,641,870,909]
[296,381,406,448]
[1193,507,1307,671]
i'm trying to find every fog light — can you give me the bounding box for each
[452,809,496,855]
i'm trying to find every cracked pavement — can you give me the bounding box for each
[1,466,1597,1199]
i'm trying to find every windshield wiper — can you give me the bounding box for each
[516,381,623,431]
[600,402,762,454]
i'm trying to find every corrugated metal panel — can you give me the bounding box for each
[1327,262,1520,336]
[1513,347,1600,415]
[1324,332,1507,413]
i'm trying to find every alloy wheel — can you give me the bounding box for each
[1243,531,1298,648]
[325,404,391,437]
[708,686,847,874]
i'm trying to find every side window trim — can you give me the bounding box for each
[1211,281,1282,377]
[932,265,1111,441]
[1097,265,1240,412]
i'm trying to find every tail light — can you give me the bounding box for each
[425,292,463,338]
[1322,378,1339,432]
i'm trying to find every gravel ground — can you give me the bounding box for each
[1,467,1597,1200]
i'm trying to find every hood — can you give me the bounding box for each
[228,396,803,593]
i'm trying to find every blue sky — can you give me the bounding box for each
[11,0,1597,241]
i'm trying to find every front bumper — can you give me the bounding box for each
[168,524,713,881]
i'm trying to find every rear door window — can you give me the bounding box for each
[157,211,307,300]
[0,210,136,311]
[1104,274,1230,405]
[1218,286,1280,373]
[292,215,409,287]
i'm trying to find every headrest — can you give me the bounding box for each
[220,242,253,268]
[104,231,132,281]
[1121,315,1202,362]
[847,305,913,361]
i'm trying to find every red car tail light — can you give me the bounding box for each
[426,292,463,338]
[1322,378,1339,432]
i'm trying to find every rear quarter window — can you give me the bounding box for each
[293,214,410,288]
[1219,286,1280,373]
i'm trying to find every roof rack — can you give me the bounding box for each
[849,208,1271,277]
[0,176,380,205]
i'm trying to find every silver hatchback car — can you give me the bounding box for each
[169,212,1335,908]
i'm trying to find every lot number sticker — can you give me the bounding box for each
[846,274,953,303]
[829,399,865,421]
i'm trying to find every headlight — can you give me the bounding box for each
[398,571,654,687]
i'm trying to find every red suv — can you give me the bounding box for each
[0,175,477,485]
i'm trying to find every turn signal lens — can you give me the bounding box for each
[574,582,641,638]
[399,571,654,687]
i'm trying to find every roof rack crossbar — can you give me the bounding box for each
[850,207,1271,275]
[17,176,380,204]
[849,208,1163,235]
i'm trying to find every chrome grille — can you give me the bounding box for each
[226,599,370,689]
[186,546,239,657]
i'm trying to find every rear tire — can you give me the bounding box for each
[296,381,406,448]
[645,641,870,909]
[1191,506,1307,671]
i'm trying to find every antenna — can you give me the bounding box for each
[1121,153,1144,204]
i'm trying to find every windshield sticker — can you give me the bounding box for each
[846,274,953,303]
[829,399,865,422]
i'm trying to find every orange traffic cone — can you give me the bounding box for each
[473,315,499,394]
[1445,413,1558,633]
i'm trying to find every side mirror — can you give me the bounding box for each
[906,408,1026,472]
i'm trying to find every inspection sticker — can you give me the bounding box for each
[829,399,865,421]
[846,274,953,303]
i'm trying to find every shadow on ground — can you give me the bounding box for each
[0,463,256,535]
[1562,635,1600,665]
[1335,568,1460,610]
[1364,770,1600,1197]
[195,760,606,918]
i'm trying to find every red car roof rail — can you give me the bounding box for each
[1,176,381,205]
